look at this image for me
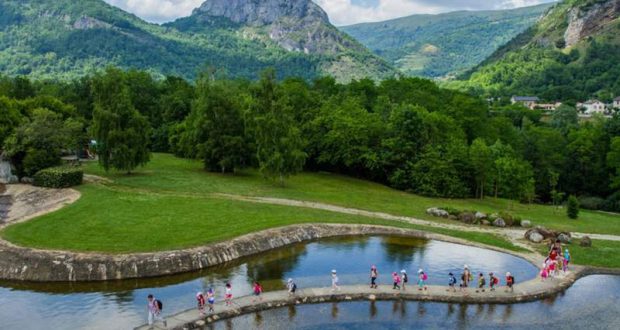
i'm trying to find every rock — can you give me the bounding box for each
[525,231,544,243]
[458,212,475,224]
[580,236,592,247]
[481,220,491,226]
[521,220,532,228]
[368,294,376,301]
[426,207,449,218]
[195,320,206,327]
[475,212,487,220]
[20,177,33,184]
[534,226,555,239]
[493,218,506,228]
[557,233,571,244]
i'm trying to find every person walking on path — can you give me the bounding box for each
[392,272,401,290]
[401,270,408,290]
[489,272,498,291]
[505,272,515,293]
[225,283,233,306]
[370,266,378,289]
[287,278,297,295]
[207,288,215,313]
[417,269,428,291]
[147,294,167,328]
[331,270,340,292]
[564,249,571,271]
[252,282,263,302]
[447,272,457,292]
[196,291,206,315]
[463,265,472,286]
[475,273,486,293]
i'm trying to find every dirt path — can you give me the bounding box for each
[0,184,80,228]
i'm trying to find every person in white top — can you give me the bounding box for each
[331,269,340,291]
[146,294,166,328]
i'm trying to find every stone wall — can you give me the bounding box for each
[0,224,456,282]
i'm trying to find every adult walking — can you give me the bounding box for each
[331,269,340,291]
[147,294,166,329]
[370,265,378,289]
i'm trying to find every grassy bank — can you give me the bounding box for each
[538,240,620,269]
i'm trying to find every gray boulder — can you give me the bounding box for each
[475,212,487,220]
[458,212,475,224]
[526,231,544,243]
[426,207,449,218]
[557,233,571,244]
[521,220,532,228]
[493,218,506,228]
[580,236,592,247]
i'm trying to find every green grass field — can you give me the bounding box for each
[2,154,619,267]
[538,240,620,269]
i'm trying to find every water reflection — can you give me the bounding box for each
[213,275,620,330]
[0,236,538,330]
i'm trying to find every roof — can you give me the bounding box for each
[511,96,540,102]
[614,97,620,101]
[583,99,603,104]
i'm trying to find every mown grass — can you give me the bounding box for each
[84,153,620,235]
[1,184,523,253]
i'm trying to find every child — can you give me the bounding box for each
[564,249,571,271]
[459,272,469,292]
[505,272,515,293]
[370,266,378,289]
[489,272,498,291]
[287,278,297,295]
[476,273,486,293]
[447,272,457,292]
[225,283,233,306]
[392,272,401,290]
[331,270,340,292]
[417,269,428,291]
[207,288,215,312]
[401,270,408,290]
[548,258,556,278]
[252,282,263,302]
[196,291,206,315]
[540,263,549,281]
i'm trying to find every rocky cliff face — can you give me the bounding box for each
[564,0,620,47]
[194,0,329,26]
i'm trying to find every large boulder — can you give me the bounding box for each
[557,233,571,244]
[580,236,592,247]
[426,207,449,218]
[458,212,475,224]
[534,226,556,239]
[525,230,544,243]
[475,212,487,220]
[521,220,532,228]
[493,218,506,228]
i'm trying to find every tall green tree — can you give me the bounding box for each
[469,138,492,199]
[607,137,620,190]
[250,69,307,185]
[91,68,151,174]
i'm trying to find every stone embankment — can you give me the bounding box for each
[0,224,508,282]
[135,266,620,330]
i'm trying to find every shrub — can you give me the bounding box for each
[512,216,522,227]
[33,167,83,188]
[499,211,514,226]
[578,196,605,210]
[442,206,461,216]
[567,195,580,219]
[22,147,61,177]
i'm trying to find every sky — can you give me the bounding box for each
[103,0,556,26]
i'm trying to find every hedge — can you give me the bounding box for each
[33,167,83,188]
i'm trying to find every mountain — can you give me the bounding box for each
[0,0,393,82]
[167,0,394,81]
[457,0,620,101]
[341,3,553,78]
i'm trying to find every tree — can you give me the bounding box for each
[607,137,620,190]
[469,138,492,198]
[91,68,151,174]
[250,69,306,185]
[567,195,580,219]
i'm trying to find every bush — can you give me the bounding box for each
[499,211,514,226]
[22,148,61,177]
[579,196,605,210]
[567,195,580,219]
[512,216,522,227]
[442,206,461,216]
[33,167,83,188]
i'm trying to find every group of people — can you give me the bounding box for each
[367,266,429,291]
[540,239,571,281]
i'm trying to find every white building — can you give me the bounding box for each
[577,99,606,115]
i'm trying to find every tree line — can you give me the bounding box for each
[2,68,620,211]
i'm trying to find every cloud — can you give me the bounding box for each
[103,0,557,25]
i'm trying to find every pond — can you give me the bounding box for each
[211,275,620,330]
[0,236,539,329]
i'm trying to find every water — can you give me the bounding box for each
[0,236,539,329]
[212,275,620,330]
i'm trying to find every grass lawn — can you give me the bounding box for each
[1,184,523,253]
[83,153,620,236]
[538,240,620,269]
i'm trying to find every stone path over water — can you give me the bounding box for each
[136,268,583,330]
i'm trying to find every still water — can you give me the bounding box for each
[212,275,620,330]
[0,236,538,329]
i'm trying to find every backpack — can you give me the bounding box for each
[156,299,163,311]
[292,283,297,292]
[449,276,456,285]
[422,273,428,281]
[403,274,408,283]
[510,276,515,284]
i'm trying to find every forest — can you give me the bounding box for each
[2,67,620,212]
